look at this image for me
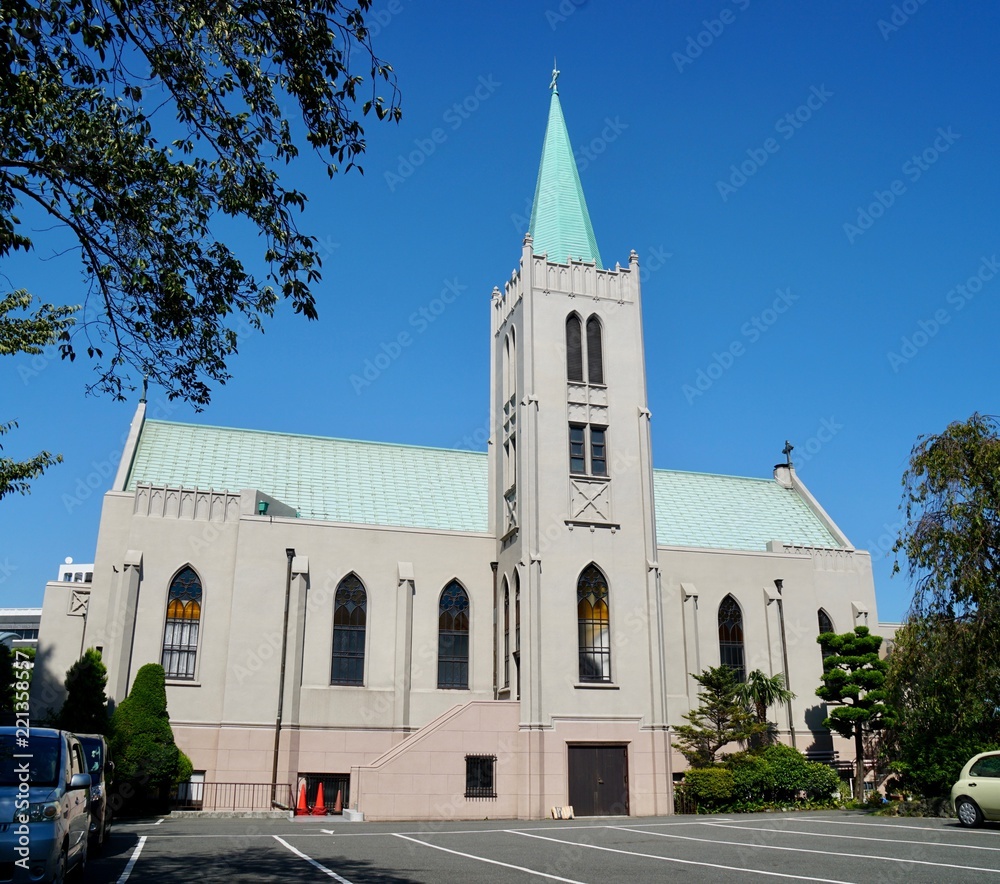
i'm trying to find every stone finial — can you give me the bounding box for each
[629,249,639,265]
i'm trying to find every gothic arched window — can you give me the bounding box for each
[577,565,611,683]
[817,608,835,663]
[438,581,470,689]
[331,574,367,685]
[162,566,202,680]
[586,315,604,384]
[566,314,584,382]
[718,595,746,682]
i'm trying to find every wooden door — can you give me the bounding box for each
[567,744,629,816]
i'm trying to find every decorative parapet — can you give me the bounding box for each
[133,483,241,522]
[782,543,858,571]
[493,252,638,333]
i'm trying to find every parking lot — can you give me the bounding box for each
[83,810,1000,883]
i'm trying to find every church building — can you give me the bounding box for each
[33,75,883,821]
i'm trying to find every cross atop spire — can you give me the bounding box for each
[527,70,603,268]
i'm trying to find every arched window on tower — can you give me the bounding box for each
[577,564,611,683]
[586,315,604,384]
[331,574,367,685]
[566,314,584,382]
[718,595,746,682]
[514,572,521,700]
[438,581,470,689]
[502,578,510,689]
[162,566,202,680]
[817,608,834,663]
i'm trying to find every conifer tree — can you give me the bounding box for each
[56,648,109,733]
[110,663,191,812]
[673,666,759,767]
[816,626,894,799]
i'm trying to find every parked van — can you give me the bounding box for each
[75,734,113,850]
[0,727,92,882]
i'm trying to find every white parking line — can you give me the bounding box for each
[709,820,1000,852]
[614,824,1000,876]
[394,833,588,882]
[115,835,146,884]
[273,835,354,882]
[511,829,854,883]
[783,817,957,833]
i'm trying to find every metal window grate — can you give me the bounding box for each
[465,755,496,799]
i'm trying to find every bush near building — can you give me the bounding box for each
[109,663,192,814]
[678,744,841,813]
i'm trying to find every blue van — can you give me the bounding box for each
[0,727,91,882]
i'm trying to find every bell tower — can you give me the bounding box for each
[489,71,671,817]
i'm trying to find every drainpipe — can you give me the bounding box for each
[271,548,295,806]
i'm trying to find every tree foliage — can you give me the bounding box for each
[0,292,77,498]
[736,669,794,748]
[109,663,190,811]
[816,626,894,799]
[682,746,840,812]
[1,0,400,407]
[673,666,759,767]
[56,648,109,734]
[888,414,1000,795]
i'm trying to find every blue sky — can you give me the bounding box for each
[3,0,999,622]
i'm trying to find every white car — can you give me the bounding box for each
[951,750,1000,827]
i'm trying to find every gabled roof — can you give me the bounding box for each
[125,420,844,550]
[652,469,841,551]
[126,420,489,533]
[528,87,603,268]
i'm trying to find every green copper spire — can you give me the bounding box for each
[528,69,603,269]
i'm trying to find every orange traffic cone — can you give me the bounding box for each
[333,789,343,814]
[311,781,327,816]
[295,781,308,816]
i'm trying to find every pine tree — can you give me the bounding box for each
[673,666,759,767]
[816,626,895,799]
[56,648,109,734]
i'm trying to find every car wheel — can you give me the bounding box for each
[957,797,985,827]
[51,845,67,884]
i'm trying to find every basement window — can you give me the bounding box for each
[465,755,497,799]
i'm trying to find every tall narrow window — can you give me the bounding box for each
[590,427,608,476]
[718,595,746,682]
[331,574,367,685]
[586,316,604,384]
[514,574,521,700]
[566,315,584,382]
[577,565,611,682]
[569,424,586,473]
[162,567,202,680]
[438,581,470,689]
[503,579,510,688]
[817,609,834,662]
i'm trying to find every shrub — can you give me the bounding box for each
[56,648,109,734]
[110,664,189,814]
[683,766,734,809]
